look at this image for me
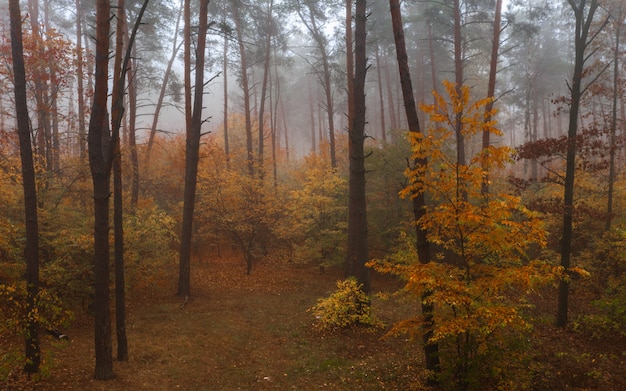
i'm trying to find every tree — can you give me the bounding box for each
[88,0,115,379]
[481,0,503,195]
[557,0,607,328]
[294,0,338,169]
[388,0,439,377]
[88,0,149,378]
[111,0,128,362]
[178,0,210,297]
[345,0,369,294]
[370,82,554,389]
[231,0,254,176]
[9,0,41,374]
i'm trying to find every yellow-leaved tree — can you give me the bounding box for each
[369,81,557,390]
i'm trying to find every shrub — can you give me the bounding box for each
[308,278,381,331]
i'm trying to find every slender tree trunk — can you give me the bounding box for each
[146,0,183,165]
[558,0,602,327]
[427,23,438,98]
[308,78,316,153]
[111,0,128,362]
[346,0,354,136]
[606,6,622,231]
[375,46,386,142]
[127,47,139,210]
[223,26,230,169]
[453,0,466,169]
[257,1,274,175]
[345,0,369,294]
[10,0,41,374]
[178,0,210,297]
[384,54,397,131]
[232,1,254,176]
[481,0,502,195]
[75,0,86,158]
[389,0,440,379]
[280,98,290,160]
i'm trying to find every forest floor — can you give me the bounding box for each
[1,252,626,390]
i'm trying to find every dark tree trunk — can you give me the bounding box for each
[111,0,128,362]
[345,0,369,294]
[346,0,354,135]
[558,0,603,327]
[178,0,210,297]
[10,0,41,374]
[88,0,114,379]
[389,0,440,379]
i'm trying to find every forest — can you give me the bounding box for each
[1,0,626,389]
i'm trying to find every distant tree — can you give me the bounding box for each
[293,0,339,169]
[345,0,369,294]
[557,0,608,328]
[9,0,41,374]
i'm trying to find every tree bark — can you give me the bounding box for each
[178,0,210,297]
[88,0,114,379]
[346,0,354,136]
[389,0,440,379]
[345,0,369,294]
[10,0,41,374]
[111,0,128,362]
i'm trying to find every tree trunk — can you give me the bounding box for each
[346,0,354,136]
[178,0,210,297]
[231,1,254,176]
[345,0,369,294]
[453,0,466,169]
[223,23,230,169]
[75,0,86,158]
[257,1,274,175]
[481,0,502,195]
[88,0,114,379]
[558,0,602,327]
[375,46,386,142]
[606,6,622,231]
[10,0,41,374]
[383,54,397,131]
[111,0,128,362]
[389,0,440,379]
[146,0,184,165]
